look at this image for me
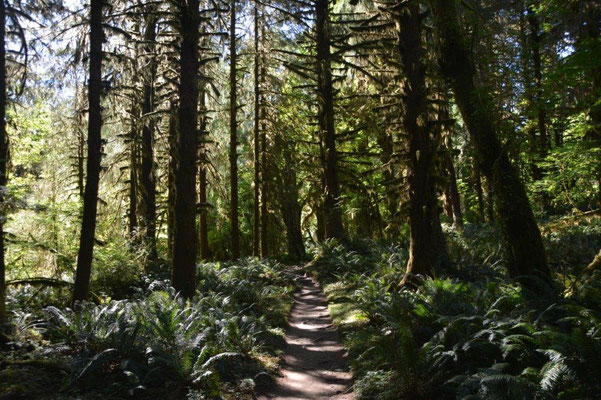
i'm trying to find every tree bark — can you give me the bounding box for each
[280,142,306,261]
[198,90,210,261]
[316,203,325,242]
[397,2,450,285]
[439,92,463,228]
[260,17,268,258]
[76,124,85,200]
[474,164,485,221]
[429,0,552,288]
[229,0,240,260]
[518,4,542,180]
[527,3,548,157]
[581,2,601,205]
[167,101,177,261]
[0,0,7,327]
[315,0,344,239]
[377,128,400,238]
[139,14,158,262]
[72,0,103,304]
[128,104,138,240]
[583,1,601,139]
[172,0,200,298]
[253,3,260,257]
[445,150,463,227]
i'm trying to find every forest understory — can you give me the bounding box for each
[0,0,601,399]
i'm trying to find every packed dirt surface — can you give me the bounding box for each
[259,274,353,400]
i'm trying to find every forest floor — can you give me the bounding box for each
[259,271,353,400]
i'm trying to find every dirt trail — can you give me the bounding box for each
[260,274,353,400]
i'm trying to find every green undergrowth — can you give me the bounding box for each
[0,258,294,400]
[309,223,601,400]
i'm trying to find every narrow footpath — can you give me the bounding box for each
[260,274,353,400]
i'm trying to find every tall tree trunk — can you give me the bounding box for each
[198,89,210,260]
[253,3,260,257]
[397,3,450,286]
[474,165,485,221]
[438,91,463,228]
[139,15,158,262]
[280,142,306,261]
[315,0,344,239]
[128,104,138,240]
[73,84,85,201]
[76,125,85,199]
[260,20,268,259]
[229,0,240,259]
[518,5,542,180]
[260,126,268,257]
[377,128,399,238]
[584,1,601,139]
[444,185,453,219]
[0,0,7,328]
[429,0,552,289]
[527,3,548,157]
[172,0,199,298]
[316,203,325,242]
[582,2,601,205]
[72,0,103,304]
[445,150,463,227]
[167,101,177,261]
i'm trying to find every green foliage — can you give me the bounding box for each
[544,218,601,277]
[354,370,398,400]
[314,237,601,400]
[308,238,408,286]
[443,224,506,280]
[533,113,601,213]
[1,259,292,399]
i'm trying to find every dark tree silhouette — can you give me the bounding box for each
[72,0,104,304]
[172,0,200,298]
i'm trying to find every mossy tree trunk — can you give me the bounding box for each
[229,0,240,259]
[260,50,268,258]
[527,3,548,158]
[198,89,210,261]
[167,101,177,261]
[253,2,261,257]
[279,140,306,261]
[429,0,553,289]
[128,103,138,242]
[376,128,400,238]
[172,0,200,298]
[444,150,463,228]
[139,13,158,262]
[396,2,450,285]
[0,0,7,328]
[315,0,344,240]
[72,0,104,304]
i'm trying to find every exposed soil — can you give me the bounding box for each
[259,274,353,400]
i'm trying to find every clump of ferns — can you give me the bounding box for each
[309,239,365,278]
[196,259,291,317]
[45,300,140,356]
[349,273,601,399]
[44,286,267,392]
[137,290,259,385]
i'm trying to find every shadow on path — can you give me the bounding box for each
[259,274,353,400]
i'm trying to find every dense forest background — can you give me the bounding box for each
[0,0,600,399]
